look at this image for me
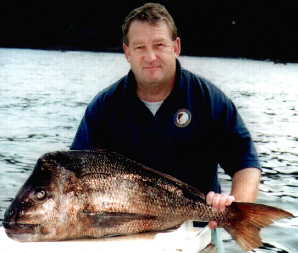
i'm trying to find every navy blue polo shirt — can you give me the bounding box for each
[70,60,260,194]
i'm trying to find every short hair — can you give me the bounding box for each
[122,3,178,45]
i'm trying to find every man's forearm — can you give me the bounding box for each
[231,167,261,202]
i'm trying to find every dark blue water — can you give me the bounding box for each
[0,48,297,252]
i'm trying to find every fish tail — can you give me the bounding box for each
[222,202,294,251]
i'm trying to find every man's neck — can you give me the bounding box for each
[137,80,175,102]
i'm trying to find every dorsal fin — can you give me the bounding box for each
[42,149,206,202]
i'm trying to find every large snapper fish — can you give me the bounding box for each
[3,150,294,251]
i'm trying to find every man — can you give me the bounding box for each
[71,2,261,242]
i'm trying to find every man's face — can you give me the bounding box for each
[123,20,181,88]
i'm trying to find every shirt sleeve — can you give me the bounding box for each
[209,84,261,176]
[70,112,93,150]
[70,93,106,150]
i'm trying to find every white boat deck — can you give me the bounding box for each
[0,221,213,253]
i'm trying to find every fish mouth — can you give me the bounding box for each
[3,221,40,234]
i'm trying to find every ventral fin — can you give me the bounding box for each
[80,211,156,228]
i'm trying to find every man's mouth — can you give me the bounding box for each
[143,66,161,70]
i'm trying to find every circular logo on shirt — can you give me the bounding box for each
[174,109,192,128]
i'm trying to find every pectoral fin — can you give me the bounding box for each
[80,211,156,228]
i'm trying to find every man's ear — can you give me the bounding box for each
[174,37,181,57]
[123,42,130,62]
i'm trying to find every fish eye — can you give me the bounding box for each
[35,189,47,200]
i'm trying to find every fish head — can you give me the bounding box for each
[3,152,79,241]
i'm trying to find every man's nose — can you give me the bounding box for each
[144,49,157,62]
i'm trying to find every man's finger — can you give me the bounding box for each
[226,195,235,206]
[206,192,235,211]
[208,221,217,230]
[211,193,221,210]
[206,191,215,206]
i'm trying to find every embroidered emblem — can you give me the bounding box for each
[174,109,192,128]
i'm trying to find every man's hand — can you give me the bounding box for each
[206,168,260,229]
[206,191,235,229]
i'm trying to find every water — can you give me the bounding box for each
[0,48,297,252]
